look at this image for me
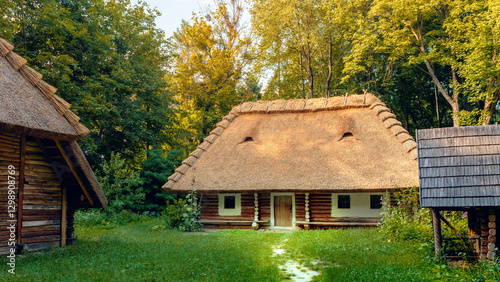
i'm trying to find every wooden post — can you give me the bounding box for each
[432,208,442,258]
[304,193,310,230]
[61,186,67,247]
[487,213,496,260]
[17,135,26,244]
[252,193,259,230]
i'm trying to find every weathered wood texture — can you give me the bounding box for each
[21,137,62,248]
[0,132,20,248]
[417,125,500,207]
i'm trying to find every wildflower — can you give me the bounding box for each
[462,212,467,218]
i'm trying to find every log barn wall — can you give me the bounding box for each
[22,136,62,250]
[0,132,20,254]
[0,133,66,253]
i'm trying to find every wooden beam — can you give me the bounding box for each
[17,134,26,244]
[432,208,442,258]
[55,140,93,206]
[438,212,465,241]
[61,186,66,247]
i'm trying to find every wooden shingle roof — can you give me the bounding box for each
[417,125,500,208]
[164,94,419,193]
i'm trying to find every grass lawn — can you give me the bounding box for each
[1,220,499,281]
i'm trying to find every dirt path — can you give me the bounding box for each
[272,239,320,281]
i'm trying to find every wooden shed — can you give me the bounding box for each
[163,94,419,230]
[417,125,500,260]
[0,38,107,254]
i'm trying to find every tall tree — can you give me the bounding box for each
[169,0,254,142]
[4,0,172,168]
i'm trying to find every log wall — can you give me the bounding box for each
[21,137,62,250]
[0,133,65,254]
[200,192,387,229]
[0,132,20,254]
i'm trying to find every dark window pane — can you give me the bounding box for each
[338,195,350,209]
[224,196,236,209]
[370,195,383,209]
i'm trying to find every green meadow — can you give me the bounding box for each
[1,219,499,281]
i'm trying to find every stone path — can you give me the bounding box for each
[272,240,320,281]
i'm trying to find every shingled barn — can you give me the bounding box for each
[0,38,107,253]
[418,125,500,260]
[163,94,419,229]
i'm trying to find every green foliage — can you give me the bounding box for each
[2,0,172,171]
[164,189,202,232]
[139,149,184,212]
[74,209,149,229]
[379,187,432,241]
[97,152,145,213]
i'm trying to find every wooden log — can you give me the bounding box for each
[432,208,442,258]
[61,186,66,247]
[17,134,25,244]
[22,220,61,227]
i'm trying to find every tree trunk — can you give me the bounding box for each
[324,41,332,98]
[303,43,314,99]
[483,89,500,125]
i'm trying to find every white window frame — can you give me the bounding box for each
[218,193,241,216]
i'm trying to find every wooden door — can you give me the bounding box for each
[274,196,293,227]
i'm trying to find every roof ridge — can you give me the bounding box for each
[0,37,89,138]
[370,103,418,160]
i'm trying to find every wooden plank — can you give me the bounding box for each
[55,140,93,206]
[420,175,500,189]
[420,165,500,178]
[16,135,24,244]
[419,145,500,159]
[418,135,500,149]
[61,186,66,247]
[22,220,61,227]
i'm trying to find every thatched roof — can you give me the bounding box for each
[163,94,419,193]
[0,38,89,141]
[0,37,106,207]
[64,141,108,208]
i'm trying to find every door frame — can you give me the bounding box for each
[270,193,296,227]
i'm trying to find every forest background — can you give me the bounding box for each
[1,0,500,213]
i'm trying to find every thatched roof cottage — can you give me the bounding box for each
[164,94,418,229]
[0,38,107,253]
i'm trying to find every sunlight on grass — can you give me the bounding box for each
[1,219,285,281]
[285,228,431,282]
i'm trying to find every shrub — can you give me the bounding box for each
[379,187,431,241]
[75,209,149,228]
[164,189,202,232]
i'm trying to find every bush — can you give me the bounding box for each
[379,187,431,241]
[164,189,201,232]
[75,209,150,228]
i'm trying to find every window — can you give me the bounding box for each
[224,196,236,209]
[370,195,383,209]
[339,132,355,141]
[338,195,350,209]
[218,194,241,216]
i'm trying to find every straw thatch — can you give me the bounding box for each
[163,94,419,193]
[0,38,89,141]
